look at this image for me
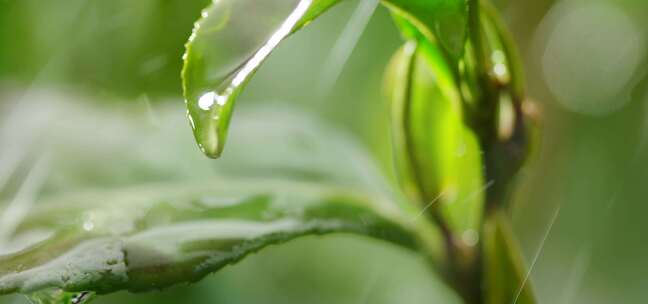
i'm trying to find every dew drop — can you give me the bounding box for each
[26,289,96,304]
[82,212,96,232]
[82,221,94,232]
[183,0,315,158]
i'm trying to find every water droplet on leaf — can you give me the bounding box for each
[182,0,322,158]
[26,289,95,304]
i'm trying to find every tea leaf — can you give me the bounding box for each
[386,40,484,238]
[0,92,445,299]
[0,179,432,296]
[383,0,468,58]
[182,0,468,158]
[181,0,336,158]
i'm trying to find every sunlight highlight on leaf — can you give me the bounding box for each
[0,180,438,296]
[182,0,337,158]
[386,39,484,237]
[182,0,469,158]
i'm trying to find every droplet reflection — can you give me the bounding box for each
[183,0,314,158]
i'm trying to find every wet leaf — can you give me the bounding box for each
[386,40,484,239]
[27,289,95,304]
[0,91,445,299]
[181,0,336,158]
[0,179,432,296]
[182,0,468,158]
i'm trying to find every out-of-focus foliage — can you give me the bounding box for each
[0,90,444,302]
[1,0,648,303]
[0,0,209,98]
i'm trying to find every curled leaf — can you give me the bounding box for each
[386,39,484,241]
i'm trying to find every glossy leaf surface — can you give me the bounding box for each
[182,0,468,158]
[182,0,326,158]
[0,180,421,295]
[0,92,444,300]
[386,40,484,239]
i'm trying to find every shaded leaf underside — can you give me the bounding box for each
[0,92,443,297]
[0,179,423,295]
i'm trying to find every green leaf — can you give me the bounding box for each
[182,0,468,158]
[383,0,468,58]
[460,1,525,117]
[0,179,428,296]
[0,92,445,299]
[26,289,95,304]
[181,0,340,158]
[458,2,529,207]
[480,2,525,99]
[483,212,536,304]
[386,40,484,238]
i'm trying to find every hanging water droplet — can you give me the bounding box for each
[182,0,320,158]
[26,289,96,304]
[186,89,231,158]
[70,292,94,304]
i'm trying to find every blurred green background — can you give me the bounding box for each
[1,0,647,303]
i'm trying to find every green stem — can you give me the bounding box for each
[463,2,532,304]
[458,1,513,303]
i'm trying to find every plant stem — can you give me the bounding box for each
[454,3,509,300]
[454,1,529,303]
